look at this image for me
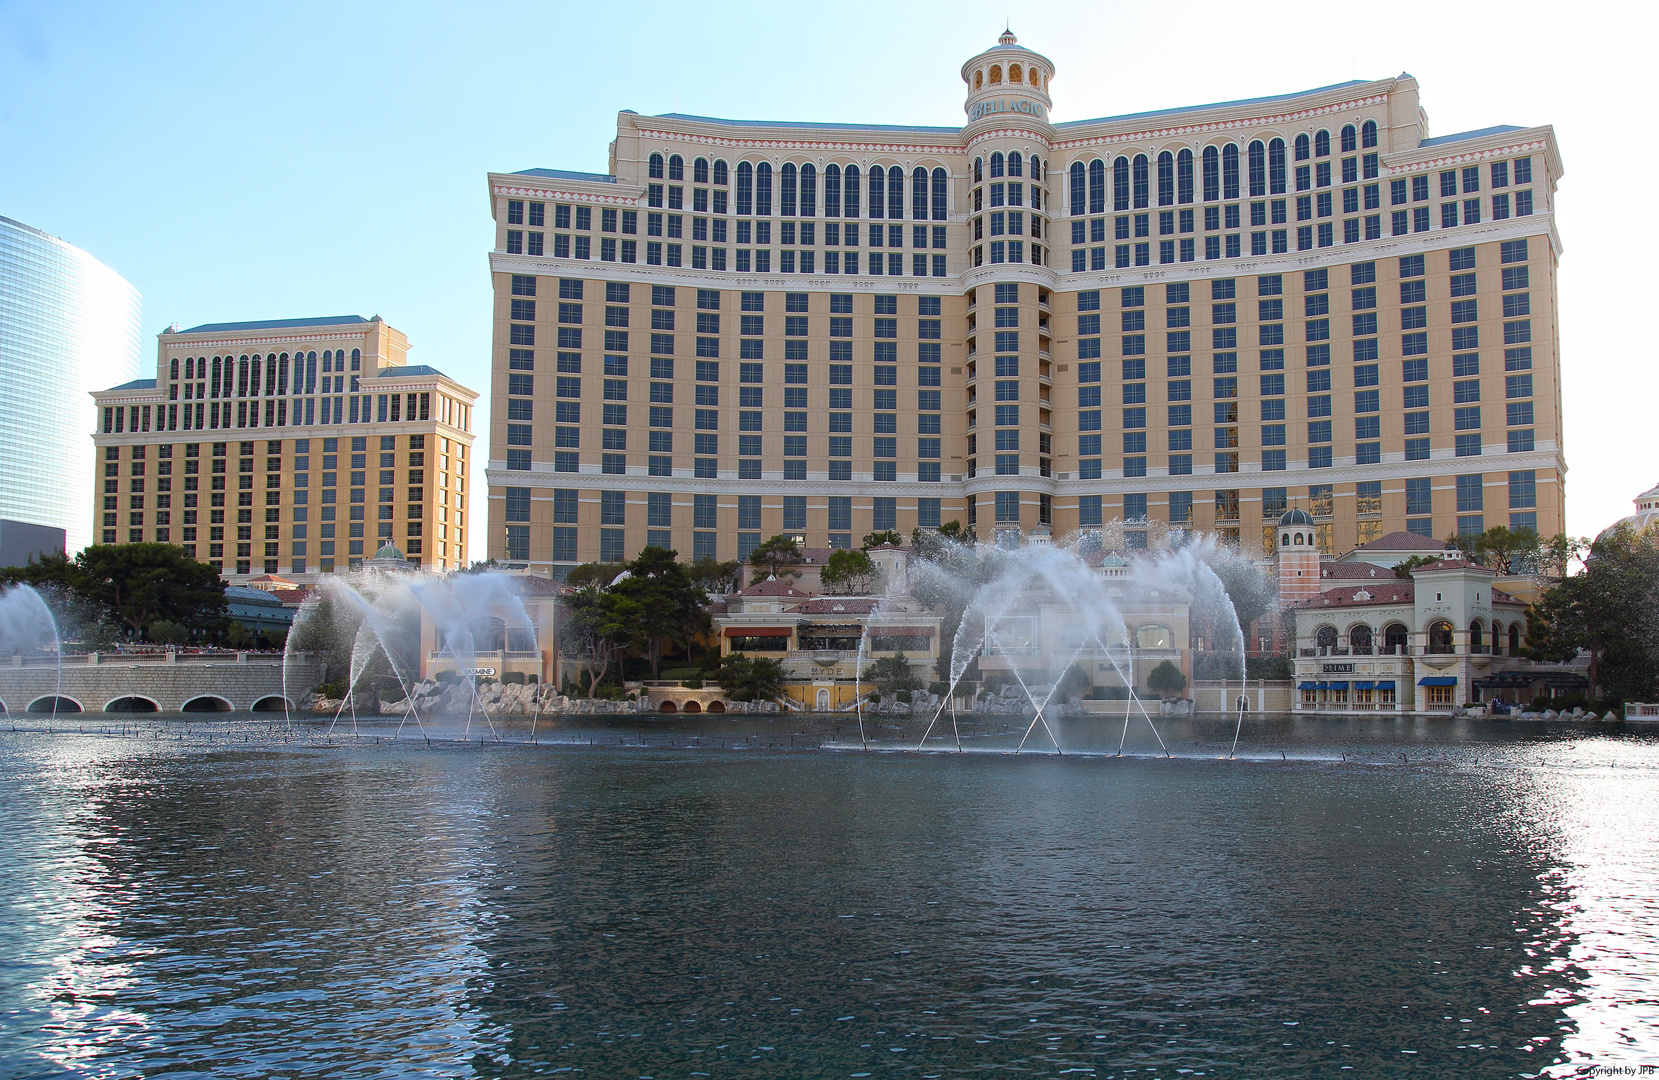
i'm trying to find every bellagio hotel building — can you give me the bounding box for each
[91,316,477,580]
[485,32,1563,569]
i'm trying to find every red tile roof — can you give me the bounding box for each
[786,597,879,614]
[736,579,812,597]
[1291,581,1416,608]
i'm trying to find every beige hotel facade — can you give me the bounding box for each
[91,316,477,580]
[485,32,1563,570]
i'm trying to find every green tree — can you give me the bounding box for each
[0,555,121,649]
[748,534,804,581]
[1393,554,1442,579]
[561,587,644,697]
[1527,523,1659,700]
[563,562,618,590]
[146,619,190,645]
[861,530,903,549]
[688,557,742,596]
[225,621,256,649]
[610,546,710,678]
[1146,659,1188,699]
[867,651,923,694]
[1205,557,1277,641]
[717,653,785,702]
[75,544,227,640]
[820,549,879,595]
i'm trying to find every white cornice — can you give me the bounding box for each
[490,181,640,207]
[1052,94,1394,151]
[630,126,959,156]
[159,331,373,351]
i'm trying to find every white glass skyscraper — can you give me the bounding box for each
[0,215,142,554]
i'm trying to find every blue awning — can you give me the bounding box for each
[1325,680,1349,689]
[1353,681,1374,690]
[1298,681,1319,689]
[1376,680,1396,690]
[1419,676,1458,687]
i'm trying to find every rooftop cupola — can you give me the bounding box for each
[960,29,1055,131]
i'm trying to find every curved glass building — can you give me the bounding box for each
[0,215,142,554]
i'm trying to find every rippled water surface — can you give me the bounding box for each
[1,712,1656,1078]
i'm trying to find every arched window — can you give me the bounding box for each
[1029,67,1040,87]
[913,166,929,219]
[1384,623,1409,653]
[989,64,1002,84]
[780,162,797,217]
[1469,620,1485,652]
[649,153,664,179]
[1295,533,1304,546]
[1112,157,1130,211]
[1316,625,1339,650]
[800,163,817,217]
[1350,625,1373,654]
[170,357,179,381]
[1427,620,1455,654]
[868,166,885,218]
[1135,624,1172,649]
[1176,149,1194,204]
[694,157,709,184]
[887,165,903,218]
[1009,63,1022,83]
[1294,133,1310,161]
[1268,138,1287,194]
[1361,120,1378,148]
[974,70,983,89]
[1492,620,1505,656]
[1089,158,1107,214]
[668,154,683,181]
[1340,125,1357,153]
[755,162,772,216]
[1008,150,1023,177]
[735,162,753,215]
[713,159,728,186]
[931,167,947,220]
[1247,141,1267,197]
[1222,143,1240,199]
[1156,151,1174,206]
[1509,623,1521,656]
[1280,532,1289,547]
[1030,156,1041,181]
[1132,154,1150,208]
[1202,146,1220,201]
[974,157,983,183]
[843,165,860,216]
[1314,129,1330,158]
[824,164,841,217]
[990,152,1005,178]
[1070,161,1086,215]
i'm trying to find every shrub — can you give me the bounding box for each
[1245,655,1292,681]
[1147,660,1188,698]
[929,681,950,698]
[314,679,347,699]
[680,678,704,690]
[501,671,526,685]
[897,689,912,704]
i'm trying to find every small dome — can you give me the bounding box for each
[372,542,406,561]
[1100,555,1128,567]
[998,28,1018,44]
[1279,508,1314,527]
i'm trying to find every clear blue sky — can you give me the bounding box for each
[2,0,1649,550]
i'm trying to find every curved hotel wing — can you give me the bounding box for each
[485,33,1562,569]
[0,215,142,554]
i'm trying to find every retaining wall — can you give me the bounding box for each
[0,654,328,713]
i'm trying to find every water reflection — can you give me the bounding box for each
[0,718,1653,1076]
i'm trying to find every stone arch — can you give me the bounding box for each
[1315,625,1338,650]
[1427,620,1455,654]
[1468,620,1485,652]
[1382,623,1409,654]
[28,695,82,714]
[1509,623,1521,656]
[1348,624,1373,654]
[706,700,726,713]
[989,64,1002,84]
[104,695,159,713]
[658,700,678,713]
[683,700,702,714]
[251,695,292,712]
[1029,67,1040,87]
[815,688,830,711]
[1009,63,1022,83]
[182,695,234,712]
[974,70,983,89]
